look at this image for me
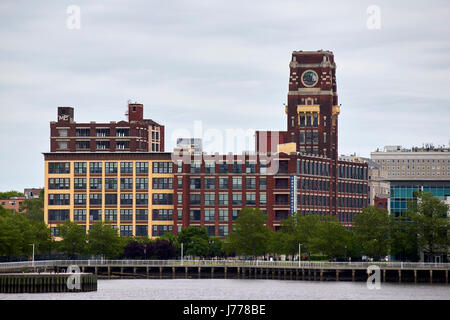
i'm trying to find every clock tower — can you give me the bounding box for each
[285,50,339,160]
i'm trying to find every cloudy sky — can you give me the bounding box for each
[0,0,449,192]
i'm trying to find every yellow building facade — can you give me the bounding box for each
[44,152,174,239]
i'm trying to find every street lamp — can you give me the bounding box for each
[298,243,302,267]
[181,243,184,264]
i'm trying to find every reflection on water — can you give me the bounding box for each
[0,279,449,300]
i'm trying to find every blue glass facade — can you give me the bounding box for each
[390,183,450,216]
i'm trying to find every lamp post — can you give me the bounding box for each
[298,243,302,267]
[181,243,184,264]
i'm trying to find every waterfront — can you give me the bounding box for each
[0,279,448,300]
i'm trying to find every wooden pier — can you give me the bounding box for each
[0,273,97,293]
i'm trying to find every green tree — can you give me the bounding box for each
[226,208,270,257]
[177,226,210,257]
[0,190,25,199]
[407,191,449,260]
[353,206,390,260]
[311,216,353,259]
[87,222,123,259]
[389,214,419,261]
[21,189,44,221]
[208,237,224,257]
[58,221,87,257]
[0,213,23,256]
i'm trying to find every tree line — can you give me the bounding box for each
[0,191,448,261]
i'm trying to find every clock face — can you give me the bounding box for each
[302,70,318,87]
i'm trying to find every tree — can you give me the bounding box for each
[87,222,123,259]
[208,237,224,257]
[309,216,352,259]
[153,240,177,259]
[58,221,87,257]
[21,189,44,221]
[177,226,210,257]
[0,190,25,199]
[389,214,419,261]
[353,206,390,260]
[407,191,449,261]
[123,241,145,259]
[226,208,270,257]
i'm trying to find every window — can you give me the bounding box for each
[58,129,68,137]
[136,162,148,174]
[219,209,228,222]
[58,141,68,149]
[136,209,148,221]
[205,162,215,174]
[74,162,87,174]
[232,177,242,189]
[135,193,148,205]
[120,193,133,205]
[105,194,117,205]
[120,209,133,221]
[260,177,267,190]
[74,209,86,221]
[90,178,102,190]
[49,162,70,174]
[74,193,87,205]
[96,141,110,150]
[74,178,87,190]
[96,128,110,137]
[218,225,229,237]
[152,209,173,221]
[104,209,117,221]
[219,177,229,189]
[116,128,130,137]
[299,131,305,144]
[76,141,90,150]
[120,162,133,174]
[190,194,201,205]
[152,225,172,237]
[204,193,215,206]
[246,193,256,205]
[190,178,201,190]
[205,178,215,190]
[48,178,70,189]
[246,162,257,173]
[120,225,133,237]
[260,193,267,206]
[190,210,201,221]
[89,209,102,221]
[204,209,215,222]
[89,194,102,205]
[120,178,133,190]
[232,193,242,205]
[136,178,149,190]
[48,209,69,222]
[190,162,201,173]
[218,193,228,206]
[90,162,102,174]
[206,225,215,237]
[136,225,148,237]
[152,178,172,189]
[246,177,256,189]
[218,163,228,174]
[76,128,90,137]
[105,162,118,174]
[48,194,70,206]
[232,162,242,173]
[152,193,173,205]
[232,209,240,221]
[153,162,173,173]
[105,178,117,190]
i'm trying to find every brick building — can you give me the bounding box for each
[50,103,164,153]
[43,50,369,238]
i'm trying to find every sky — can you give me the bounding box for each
[0,0,449,192]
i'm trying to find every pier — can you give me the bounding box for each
[0,273,97,293]
[0,260,448,284]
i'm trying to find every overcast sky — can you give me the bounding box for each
[1,0,449,192]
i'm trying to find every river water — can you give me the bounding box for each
[0,279,449,300]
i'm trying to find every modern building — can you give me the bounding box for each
[50,103,164,153]
[371,144,450,216]
[43,50,369,238]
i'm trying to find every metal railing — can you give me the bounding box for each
[0,260,449,271]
